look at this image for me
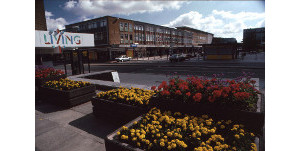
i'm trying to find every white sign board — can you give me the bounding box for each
[35,30,94,48]
[111,71,120,83]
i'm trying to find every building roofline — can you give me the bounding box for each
[243,27,265,30]
[65,16,209,34]
[176,26,214,35]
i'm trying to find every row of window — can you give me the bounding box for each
[120,22,133,32]
[94,32,104,40]
[120,34,133,44]
[76,19,107,31]
[119,33,190,44]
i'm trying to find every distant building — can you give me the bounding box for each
[65,16,214,62]
[176,26,213,45]
[243,27,265,52]
[212,37,237,44]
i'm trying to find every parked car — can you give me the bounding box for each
[169,54,185,62]
[115,55,131,62]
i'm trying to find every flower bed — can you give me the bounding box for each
[39,79,95,107]
[106,107,258,151]
[92,87,156,119]
[150,76,264,134]
[152,76,260,112]
[35,66,66,86]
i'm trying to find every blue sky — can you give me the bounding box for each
[44,0,265,42]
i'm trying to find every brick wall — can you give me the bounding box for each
[35,0,47,31]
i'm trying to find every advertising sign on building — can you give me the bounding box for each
[35,30,94,48]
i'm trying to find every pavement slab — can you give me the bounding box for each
[46,109,85,126]
[35,114,59,137]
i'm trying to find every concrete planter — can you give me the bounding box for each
[91,97,148,120]
[39,85,96,107]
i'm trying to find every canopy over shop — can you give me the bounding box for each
[35,30,95,75]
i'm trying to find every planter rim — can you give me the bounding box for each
[106,116,144,151]
[92,96,148,109]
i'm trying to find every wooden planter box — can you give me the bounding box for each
[39,85,96,107]
[91,97,149,120]
[35,74,67,87]
[105,116,261,151]
[149,95,264,135]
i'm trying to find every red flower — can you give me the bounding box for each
[193,93,202,102]
[234,92,250,100]
[250,80,256,84]
[158,85,163,90]
[208,96,215,103]
[175,90,182,95]
[160,90,170,96]
[151,86,156,90]
[213,90,222,98]
[186,92,191,97]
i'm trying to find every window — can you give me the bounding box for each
[129,34,133,43]
[125,34,128,43]
[88,23,92,29]
[120,23,124,31]
[129,23,133,32]
[135,33,138,41]
[120,34,124,43]
[124,23,128,31]
[102,20,107,26]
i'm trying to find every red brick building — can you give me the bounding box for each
[65,16,213,61]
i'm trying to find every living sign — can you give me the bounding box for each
[35,30,94,48]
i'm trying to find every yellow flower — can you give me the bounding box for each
[171,143,177,148]
[160,142,165,147]
[235,134,240,139]
[121,135,127,140]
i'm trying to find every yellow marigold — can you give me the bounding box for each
[235,134,240,139]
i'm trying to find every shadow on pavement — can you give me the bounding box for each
[35,102,67,114]
[69,113,132,139]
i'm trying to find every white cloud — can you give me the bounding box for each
[212,10,265,21]
[163,10,265,42]
[45,11,53,17]
[45,11,68,30]
[255,20,265,27]
[63,0,188,20]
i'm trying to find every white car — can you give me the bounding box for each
[115,55,131,62]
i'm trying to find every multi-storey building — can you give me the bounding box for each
[243,27,265,52]
[65,16,213,61]
[176,26,213,46]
